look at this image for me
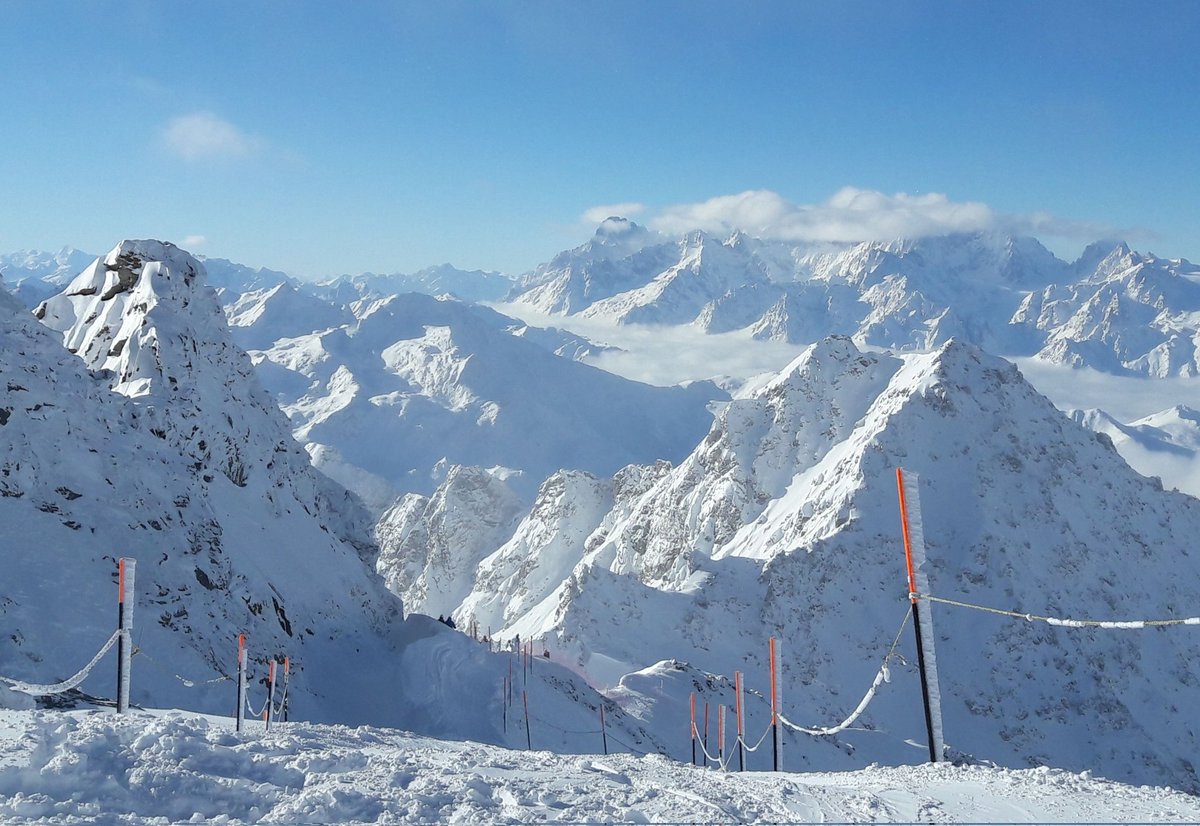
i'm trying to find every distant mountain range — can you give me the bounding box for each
[508,219,1200,377]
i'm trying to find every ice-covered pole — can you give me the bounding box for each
[265,659,277,731]
[770,636,782,771]
[116,557,136,714]
[897,467,945,763]
[236,635,247,732]
[734,671,745,771]
[281,656,290,722]
[718,704,725,764]
[690,692,697,765]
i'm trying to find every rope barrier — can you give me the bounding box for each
[271,681,289,718]
[738,721,774,753]
[779,606,912,738]
[529,712,602,736]
[606,731,655,757]
[0,630,120,695]
[132,647,232,688]
[245,693,270,719]
[691,720,732,770]
[921,593,1200,629]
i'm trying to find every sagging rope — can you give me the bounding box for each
[132,647,231,688]
[780,606,912,737]
[271,680,289,718]
[922,593,1200,629]
[738,720,774,753]
[529,712,602,736]
[0,630,120,695]
[245,693,270,719]
[691,719,733,771]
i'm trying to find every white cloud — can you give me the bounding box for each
[491,300,806,388]
[162,112,263,161]
[182,235,207,249]
[644,187,1141,248]
[582,202,646,224]
[650,188,997,242]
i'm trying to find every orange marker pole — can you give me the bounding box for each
[703,702,710,764]
[502,674,508,733]
[690,692,697,765]
[281,656,290,722]
[734,671,745,771]
[770,637,780,771]
[236,634,247,732]
[718,704,725,764]
[116,558,135,714]
[898,467,939,764]
[265,659,277,731]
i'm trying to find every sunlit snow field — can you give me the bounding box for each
[1,707,1198,824]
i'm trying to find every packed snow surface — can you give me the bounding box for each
[1,708,1197,825]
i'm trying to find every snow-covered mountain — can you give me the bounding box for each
[0,247,97,307]
[1,240,657,752]
[199,256,293,300]
[398,335,1200,789]
[509,223,1200,376]
[249,290,722,507]
[314,264,515,305]
[1070,405,1200,496]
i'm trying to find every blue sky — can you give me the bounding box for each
[2,1,1197,277]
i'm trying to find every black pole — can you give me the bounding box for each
[523,690,532,750]
[600,706,608,755]
[773,721,779,771]
[116,599,125,707]
[911,600,939,763]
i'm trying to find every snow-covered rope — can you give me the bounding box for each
[271,680,289,718]
[737,720,774,753]
[245,693,270,719]
[922,594,1200,629]
[780,606,912,737]
[132,647,231,688]
[0,630,120,696]
[691,720,732,771]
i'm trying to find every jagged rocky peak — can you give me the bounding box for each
[375,465,526,617]
[35,240,220,393]
[594,216,643,238]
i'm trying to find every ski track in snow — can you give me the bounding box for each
[1,709,1198,824]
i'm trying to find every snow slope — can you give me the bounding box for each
[418,335,1200,790]
[1070,405,1200,496]
[251,291,721,505]
[1,708,1196,824]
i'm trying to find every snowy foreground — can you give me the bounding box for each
[2,710,1198,824]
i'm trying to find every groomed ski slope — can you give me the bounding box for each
[1,708,1196,824]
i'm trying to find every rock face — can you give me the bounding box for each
[510,224,1200,376]
[375,465,525,618]
[418,334,1200,789]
